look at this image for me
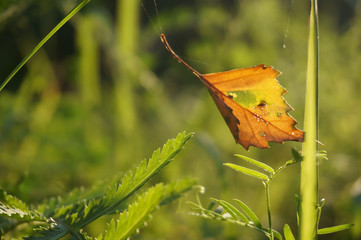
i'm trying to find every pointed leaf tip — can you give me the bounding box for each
[233,199,262,228]
[284,224,296,240]
[318,224,354,235]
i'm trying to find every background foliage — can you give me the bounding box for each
[1,0,360,239]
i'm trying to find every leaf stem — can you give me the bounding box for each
[264,159,299,240]
[264,182,274,240]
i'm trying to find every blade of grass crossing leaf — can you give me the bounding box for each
[224,163,269,181]
[215,199,249,223]
[0,0,92,92]
[318,224,354,235]
[233,199,262,228]
[234,154,274,173]
[284,224,296,240]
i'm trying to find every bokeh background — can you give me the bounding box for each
[1,0,361,239]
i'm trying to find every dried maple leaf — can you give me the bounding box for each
[161,34,303,150]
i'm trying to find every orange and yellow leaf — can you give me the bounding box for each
[160,34,303,150]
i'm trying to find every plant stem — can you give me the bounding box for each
[0,0,91,92]
[265,182,274,240]
[300,0,319,239]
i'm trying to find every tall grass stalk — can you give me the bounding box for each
[114,0,140,163]
[0,0,91,92]
[300,0,319,239]
[76,14,105,155]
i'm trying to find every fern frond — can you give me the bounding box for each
[41,132,192,216]
[26,132,193,239]
[38,185,105,217]
[160,177,196,206]
[70,132,192,227]
[24,224,69,240]
[97,184,164,240]
[0,189,44,222]
[97,178,196,240]
[108,177,197,215]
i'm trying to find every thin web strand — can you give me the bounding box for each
[153,0,163,33]
[282,0,294,49]
[140,1,161,35]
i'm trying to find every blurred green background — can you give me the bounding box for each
[1,0,361,239]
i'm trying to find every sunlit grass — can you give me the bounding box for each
[300,0,319,239]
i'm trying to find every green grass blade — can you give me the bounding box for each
[318,224,353,235]
[234,154,274,173]
[300,0,319,239]
[224,163,269,181]
[233,199,262,228]
[284,224,296,240]
[0,0,91,92]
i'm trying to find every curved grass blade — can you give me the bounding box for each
[233,199,262,229]
[212,199,249,223]
[234,154,274,173]
[318,223,353,235]
[0,0,92,92]
[284,224,296,240]
[224,163,269,181]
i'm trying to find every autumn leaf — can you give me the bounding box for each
[160,34,303,150]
